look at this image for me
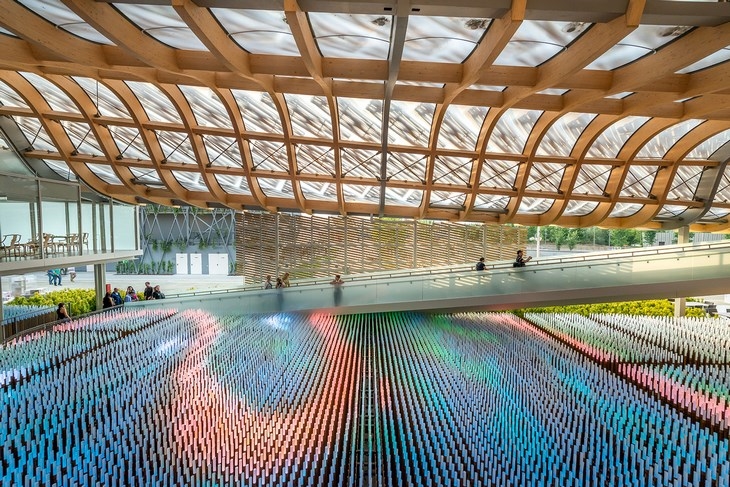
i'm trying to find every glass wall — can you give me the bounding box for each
[0,171,139,261]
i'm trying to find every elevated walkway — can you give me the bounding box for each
[132,242,730,316]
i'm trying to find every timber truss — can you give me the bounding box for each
[2,0,730,230]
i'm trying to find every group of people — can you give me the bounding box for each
[476,249,533,271]
[102,281,165,309]
[263,272,290,289]
[46,267,77,287]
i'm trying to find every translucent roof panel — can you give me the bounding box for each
[232,90,283,134]
[114,4,206,50]
[387,152,427,183]
[620,165,659,198]
[301,181,338,202]
[258,178,292,199]
[341,148,380,179]
[0,80,28,108]
[110,126,149,161]
[429,190,466,209]
[18,0,113,45]
[130,167,164,186]
[402,16,490,63]
[518,197,553,214]
[437,105,488,151]
[215,174,250,195]
[203,135,242,169]
[480,159,520,189]
[126,82,182,124]
[573,164,612,195]
[285,94,333,139]
[250,140,289,172]
[711,166,730,203]
[667,166,703,200]
[338,98,382,143]
[609,202,644,218]
[473,194,509,212]
[494,21,587,67]
[20,73,78,113]
[677,46,730,74]
[72,78,130,118]
[44,159,76,181]
[587,117,650,158]
[156,131,196,165]
[432,156,473,186]
[587,25,691,71]
[525,163,566,193]
[701,207,730,221]
[86,163,120,185]
[383,187,423,207]
[562,200,599,217]
[685,129,730,160]
[656,204,689,219]
[342,183,380,205]
[179,86,233,130]
[487,109,541,154]
[61,121,102,156]
[389,101,435,147]
[536,113,597,157]
[297,145,335,176]
[171,170,207,192]
[309,13,391,60]
[14,117,56,152]
[0,27,17,37]
[636,119,704,159]
[212,9,298,56]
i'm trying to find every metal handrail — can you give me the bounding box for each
[1,305,56,326]
[161,241,730,300]
[2,305,124,344]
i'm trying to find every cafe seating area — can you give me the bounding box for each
[0,233,89,259]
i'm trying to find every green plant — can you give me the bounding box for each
[175,238,187,252]
[150,239,159,252]
[161,240,173,253]
[9,288,97,316]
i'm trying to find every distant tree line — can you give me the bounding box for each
[526,227,661,250]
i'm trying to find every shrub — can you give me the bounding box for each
[8,288,97,316]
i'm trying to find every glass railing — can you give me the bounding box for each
[132,241,730,316]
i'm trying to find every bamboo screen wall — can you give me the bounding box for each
[235,213,527,283]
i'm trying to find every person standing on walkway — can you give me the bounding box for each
[281,272,291,288]
[513,249,532,267]
[475,257,486,271]
[264,275,273,289]
[330,274,344,306]
[143,282,154,300]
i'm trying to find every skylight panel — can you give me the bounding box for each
[20,73,78,113]
[587,117,650,159]
[620,165,659,198]
[44,159,76,181]
[250,140,289,172]
[588,25,692,71]
[677,46,730,74]
[285,94,333,139]
[403,16,490,63]
[341,147,380,179]
[179,86,233,129]
[536,113,597,157]
[388,101,435,147]
[171,170,207,192]
[563,200,598,217]
[573,164,612,195]
[636,119,703,158]
[301,181,338,202]
[437,105,488,151]
[387,152,427,183]
[309,13,391,60]
[156,131,196,165]
[72,78,130,118]
[212,9,298,56]
[517,197,553,214]
[203,135,241,168]
[494,20,587,67]
[18,0,113,45]
[525,162,566,193]
[667,166,703,200]
[126,82,182,124]
[480,159,520,189]
[257,177,291,198]
[86,163,120,185]
[61,121,102,156]
[487,109,541,154]
[232,90,283,134]
[473,194,509,212]
[383,187,423,207]
[429,190,466,209]
[342,183,380,205]
[0,80,28,108]
[215,174,250,195]
[338,98,382,143]
[684,129,730,160]
[110,126,149,161]
[14,117,56,152]
[432,156,473,186]
[114,4,206,50]
[297,144,335,176]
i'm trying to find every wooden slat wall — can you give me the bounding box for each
[235,213,526,283]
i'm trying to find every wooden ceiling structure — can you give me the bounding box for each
[2,0,730,230]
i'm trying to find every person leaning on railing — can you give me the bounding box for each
[513,249,532,268]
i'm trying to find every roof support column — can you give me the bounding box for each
[674,225,690,317]
[94,263,106,312]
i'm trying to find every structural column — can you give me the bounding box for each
[674,226,690,317]
[94,263,106,311]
